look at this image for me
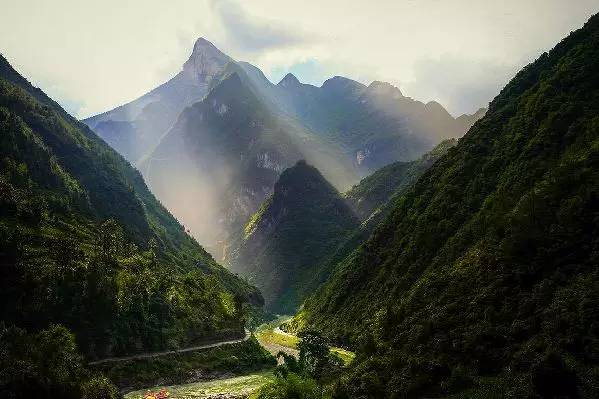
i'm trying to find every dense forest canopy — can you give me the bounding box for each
[0,53,262,396]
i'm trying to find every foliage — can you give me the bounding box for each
[0,324,121,399]
[227,160,359,313]
[0,54,263,398]
[94,337,275,390]
[81,376,121,399]
[0,54,260,360]
[298,13,599,398]
[250,372,329,399]
[297,332,331,379]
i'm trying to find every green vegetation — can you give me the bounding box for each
[256,328,300,350]
[251,331,348,399]
[0,324,120,399]
[329,348,354,366]
[343,138,456,221]
[296,13,599,398]
[0,55,262,396]
[256,319,354,368]
[250,373,327,399]
[227,160,359,313]
[125,371,275,399]
[94,337,275,390]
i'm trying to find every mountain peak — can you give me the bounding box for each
[230,159,359,312]
[321,76,366,96]
[425,100,451,116]
[190,37,221,55]
[278,73,301,88]
[367,81,403,98]
[182,37,232,81]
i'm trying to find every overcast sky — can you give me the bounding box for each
[1,0,597,117]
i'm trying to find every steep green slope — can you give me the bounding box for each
[344,139,457,221]
[0,54,260,362]
[283,139,459,301]
[226,161,359,313]
[297,14,599,398]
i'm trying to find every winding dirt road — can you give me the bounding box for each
[88,329,251,365]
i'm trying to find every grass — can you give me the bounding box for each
[94,337,275,390]
[256,317,355,366]
[255,316,300,350]
[124,370,275,399]
[330,348,355,366]
[256,329,300,350]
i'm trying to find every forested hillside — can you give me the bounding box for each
[0,52,260,373]
[295,14,599,398]
[226,160,359,313]
[343,139,457,221]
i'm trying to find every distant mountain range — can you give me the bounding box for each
[83,38,485,256]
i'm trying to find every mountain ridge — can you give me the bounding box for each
[84,37,485,256]
[0,54,260,362]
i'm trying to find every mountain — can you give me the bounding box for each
[344,138,458,221]
[293,14,599,398]
[264,140,458,319]
[225,160,360,313]
[276,77,484,172]
[85,38,483,256]
[83,38,233,164]
[139,69,357,255]
[455,106,487,133]
[0,52,260,368]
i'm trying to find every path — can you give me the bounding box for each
[89,329,251,365]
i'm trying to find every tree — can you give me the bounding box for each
[298,331,329,379]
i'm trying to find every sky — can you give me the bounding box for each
[0,0,597,118]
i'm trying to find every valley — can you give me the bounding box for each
[1,5,598,399]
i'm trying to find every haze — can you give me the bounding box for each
[1,0,597,118]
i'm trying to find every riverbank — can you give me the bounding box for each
[124,371,275,399]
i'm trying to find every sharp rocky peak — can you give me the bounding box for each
[182,37,232,82]
[278,73,301,88]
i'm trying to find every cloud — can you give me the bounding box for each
[209,0,313,56]
[1,0,597,118]
[403,55,527,116]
